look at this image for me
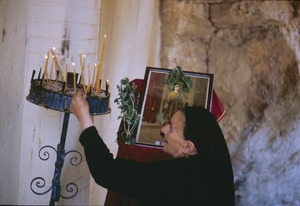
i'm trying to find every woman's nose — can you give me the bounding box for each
[161,124,170,136]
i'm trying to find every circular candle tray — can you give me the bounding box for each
[27,79,110,115]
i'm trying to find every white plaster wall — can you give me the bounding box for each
[20,0,102,204]
[0,0,29,204]
[89,0,161,204]
[0,0,100,205]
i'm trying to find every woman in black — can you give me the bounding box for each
[71,91,235,205]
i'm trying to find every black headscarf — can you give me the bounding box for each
[182,106,233,169]
[183,106,235,204]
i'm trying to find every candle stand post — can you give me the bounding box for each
[30,112,82,205]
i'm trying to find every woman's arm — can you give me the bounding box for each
[70,91,93,130]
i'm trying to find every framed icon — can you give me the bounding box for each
[135,67,214,147]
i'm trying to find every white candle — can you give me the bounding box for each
[49,55,55,86]
[51,47,65,82]
[42,54,49,87]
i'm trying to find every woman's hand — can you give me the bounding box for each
[70,91,93,130]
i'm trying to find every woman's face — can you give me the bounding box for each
[161,111,186,158]
[174,84,180,93]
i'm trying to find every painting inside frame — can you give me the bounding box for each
[136,67,214,148]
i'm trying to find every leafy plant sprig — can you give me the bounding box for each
[114,77,140,144]
[164,66,192,92]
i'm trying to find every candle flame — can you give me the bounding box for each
[83,54,86,58]
[45,55,48,59]
[104,35,107,38]
[52,47,55,51]
[95,63,97,66]
[72,62,75,66]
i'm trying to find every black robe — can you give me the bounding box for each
[79,118,235,206]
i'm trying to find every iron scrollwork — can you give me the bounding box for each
[65,150,82,166]
[30,144,83,204]
[30,113,83,205]
[38,145,57,161]
[60,183,78,199]
[30,177,53,196]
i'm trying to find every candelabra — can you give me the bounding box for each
[27,70,110,205]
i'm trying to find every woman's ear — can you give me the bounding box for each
[183,140,197,156]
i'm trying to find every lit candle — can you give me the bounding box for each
[83,54,86,90]
[83,54,86,70]
[51,47,56,82]
[99,35,106,67]
[49,55,54,86]
[92,63,96,90]
[96,35,107,93]
[42,54,49,87]
[95,61,100,91]
[105,80,109,96]
[79,52,86,92]
[73,62,76,93]
[51,48,65,82]
[44,50,50,82]
[85,65,90,95]
[55,56,58,83]
[79,52,82,83]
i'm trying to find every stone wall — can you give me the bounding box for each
[160,1,300,205]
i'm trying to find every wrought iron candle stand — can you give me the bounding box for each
[27,70,110,205]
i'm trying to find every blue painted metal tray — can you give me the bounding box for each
[27,79,110,115]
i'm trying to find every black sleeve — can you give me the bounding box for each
[79,126,167,203]
[79,126,114,188]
